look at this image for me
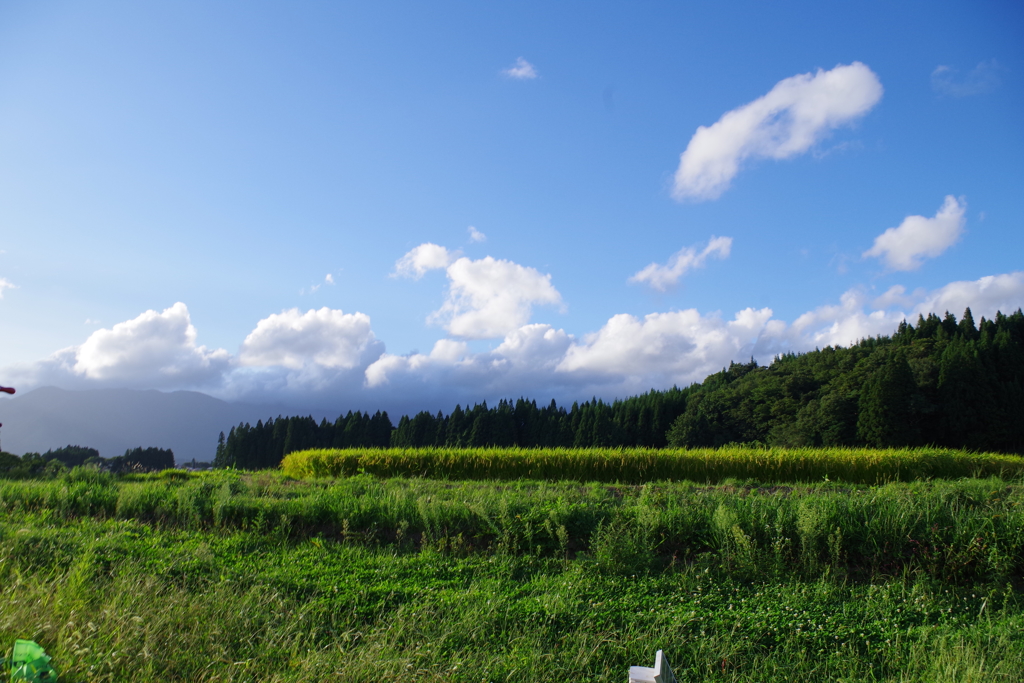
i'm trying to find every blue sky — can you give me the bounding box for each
[1,1,1022,414]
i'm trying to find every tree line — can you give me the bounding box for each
[213,389,688,469]
[0,445,175,477]
[214,308,1024,469]
[668,308,1024,453]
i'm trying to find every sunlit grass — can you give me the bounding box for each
[281,446,1024,484]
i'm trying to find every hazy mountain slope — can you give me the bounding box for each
[0,387,314,463]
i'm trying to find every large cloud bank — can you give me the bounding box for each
[7,269,1022,414]
[673,62,883,201]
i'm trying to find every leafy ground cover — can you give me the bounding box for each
[280,446,1024,484]
[0,469,1021,681]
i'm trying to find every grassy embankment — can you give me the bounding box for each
[0,449,1022,681]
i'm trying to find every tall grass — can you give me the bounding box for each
[0,470,1022,680]
[281,446,1024,484]
[1,516,1022,682]
[1,470,1022,583]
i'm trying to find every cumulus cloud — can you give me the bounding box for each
[364,325,574,405]
[71,303,230,384]
[239,307,381,371]
[429,256,563,339]
[908,271,1024,322]
[503,57,537,80]
[325,273,335,285]
[629,236,732,291]
[468,226,487,243]
[558,307,774,385]
[393,243,458,279]
[932,60,1002,97]
[786,289,910,350]
[863,196,966,271]
[6,303,232,389]
[673,62,883,201]
[365,339,469,388]
[0,277,16,297]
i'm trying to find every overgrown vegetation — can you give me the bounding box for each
[0,469,1022,681]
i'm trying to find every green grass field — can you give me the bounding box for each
[0,457,1022,681]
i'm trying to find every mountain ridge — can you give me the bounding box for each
[0,386,331,463]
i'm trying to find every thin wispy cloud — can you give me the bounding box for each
[0,277,15,298]
[503,57,538,80]
[863,196,966,271]
[932,60,1001,97]
[672,62,883,201]
[468,226,487,243]
[629,236,732,291]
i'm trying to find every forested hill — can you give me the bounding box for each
[215,308,1024,468]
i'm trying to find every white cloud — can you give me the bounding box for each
[558,307,774,386]
[786,289,909,350]
[365,339,469,388]
[0,277,16,297]
[364,325,573,403]
[908,272,1024,322]
[503,57,537,80]
[239,307,381,371]
[863,196,966,271]
[70,303,230,384]
[429,256,563,339]
[629,236,732,291]
[393,243,458,280]
[325,273,335,285]
[5,269,1023,415]
[672,62,883,201]
[366,270,1024,407]
[872,285,918,310]
[468,226,487,243]
[932,60,1001,97]
[5,303,232,389]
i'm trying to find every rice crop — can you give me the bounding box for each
[281,446,1024,484]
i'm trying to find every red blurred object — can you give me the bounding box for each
[0,386,14,395]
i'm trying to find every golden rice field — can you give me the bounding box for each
[281,446,1024,484]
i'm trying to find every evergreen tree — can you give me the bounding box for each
[856,351,920,447]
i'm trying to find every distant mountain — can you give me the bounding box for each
[0,387,326,463]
